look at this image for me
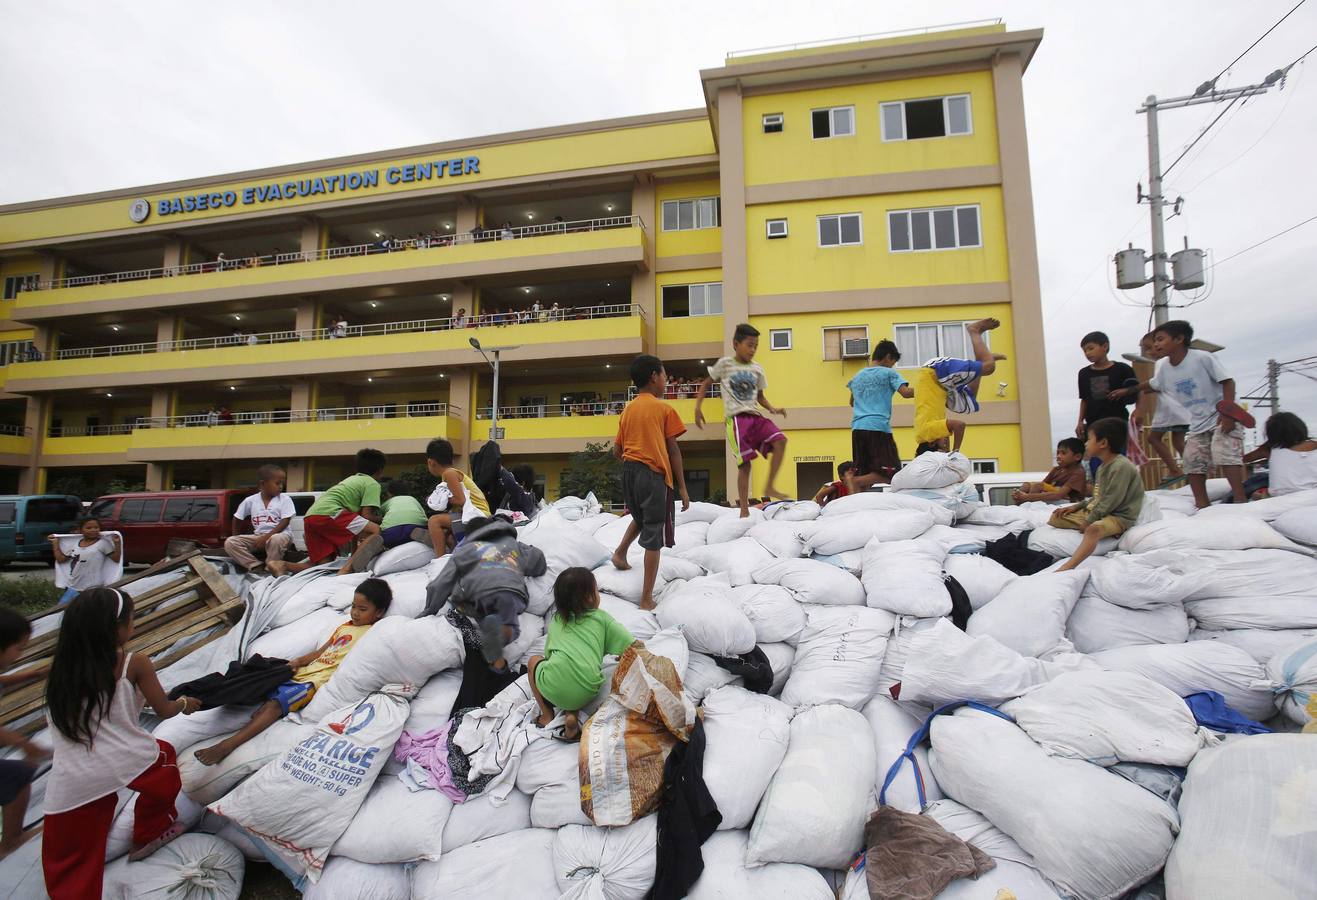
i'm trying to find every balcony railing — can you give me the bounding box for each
[37,215,641,292]
[475,384,721,419]
[50,302,643,361]
[0,424,31,437]
[48,403,452,437]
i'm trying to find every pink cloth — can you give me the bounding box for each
[393,722,466,804]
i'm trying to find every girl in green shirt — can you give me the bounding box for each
[528,568,639,740]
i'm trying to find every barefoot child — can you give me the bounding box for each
[695,323,789,516]
[1012,438,1088,504]
[911,318,1006,453]
[1049,418,1144,572]
[848,339,913,491]
[424,438,491,554]
[43,589,201,897]
[0,610,47,859]
[224,464,296,574]
[610,354,691,610]
[1138,332,1189,483]
[268,449,385,575]
[48,517,121,605]
[528,568,640,741]
[193,578,390,766]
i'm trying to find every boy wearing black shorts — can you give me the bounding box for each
[847,339,914,491]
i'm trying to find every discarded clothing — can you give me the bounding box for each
[394,721,467,803]
[453,686,550,803]
[981,530,1055,576]
[168,655,293,710]
[581,645,696,826]
[652,716,721,900]
[944,575,973,631]
[445,707,497,798]
[713,646,773,694]
[1184,690,1271,735]
[447,609,521,712]
[864,805,995,900]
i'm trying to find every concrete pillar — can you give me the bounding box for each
[631,173,657,351]
[290,379,316,414]
[150,388,173,421]
[37,252,62,286]
[31,324,56,358]
[716,84,750,499]
[156,316,179,347]
[19,397,47,494]
[295,298,320,337]
[300,218,325,261]
[456,197,479,233]
[162,240,185,273]
[451,283,475,322]
[448,368,473,469]
[285,460,311,492]
[145,463,169,491]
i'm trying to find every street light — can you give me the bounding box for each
[469,337,520,441]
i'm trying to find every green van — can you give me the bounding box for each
[0,495,84,565]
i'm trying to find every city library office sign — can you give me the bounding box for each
[135,156,481,221]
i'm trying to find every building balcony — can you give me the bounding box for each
[474,394,724,453]
[6,303,647,392]
[12,216,648,320]
[40,405,460,466]
[0,425,33,466]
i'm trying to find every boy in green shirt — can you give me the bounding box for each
[268,448,385,575]
[339,480,434,574]
[1051,418,1145,572]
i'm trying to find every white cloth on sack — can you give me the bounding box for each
[454,693,556,804]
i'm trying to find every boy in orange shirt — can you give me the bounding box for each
[610,354,691,609]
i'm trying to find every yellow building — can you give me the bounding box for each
[0,23,1049,503]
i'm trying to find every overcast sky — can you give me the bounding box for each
[3,0,1315,447]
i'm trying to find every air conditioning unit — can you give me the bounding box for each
[762,114,784,133]
[766,218,788,239]
[842,338,870,359]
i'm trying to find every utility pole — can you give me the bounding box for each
[1268,358,1280,413]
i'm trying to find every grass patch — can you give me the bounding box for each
[0,575,61,616]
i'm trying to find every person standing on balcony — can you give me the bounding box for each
[205,407,219,428]
[550,302,562,321]
[224,464,295,574]
[453,308,468,329]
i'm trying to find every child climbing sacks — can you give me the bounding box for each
[912,318,1007,453]
[192,579,391,766]
[527,568,641,741]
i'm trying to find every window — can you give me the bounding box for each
[661,197,720,231]
[0,503,15,525]
[880,95,972,141]
[292,495,317,516]
[765,218,789,239]
[2,274,37,300]
[823,326,869,361]
[187,497,219,522]
[893,321,990,365]
[818,213,863,247]
[888,205,980,252]
[0,341,35,367]
[971,459,998,474]
[661,282,723,318]
[120,499,163,524]
[762,113,784,133]
[811,105,855,139]
[87,499,116,520]
[163,498,192,522]
[769,329,792,351]
[26,499,80,522]
[684,470,710,502]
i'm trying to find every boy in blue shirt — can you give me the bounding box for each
[847,339,914,491]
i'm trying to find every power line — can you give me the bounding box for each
[1205,213,1317,271]
[1209,0,1307,87]
[1162,94,1247,178]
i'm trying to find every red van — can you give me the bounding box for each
[87,490,250,564]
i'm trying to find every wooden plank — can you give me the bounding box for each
[187,557,239,611]
[23,550,205,623]
[149,624,232,672]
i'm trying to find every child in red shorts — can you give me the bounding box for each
[268,448,385,575]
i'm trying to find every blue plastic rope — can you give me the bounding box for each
[878,700,1013,809]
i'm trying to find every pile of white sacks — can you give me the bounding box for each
[111,452,1315,899]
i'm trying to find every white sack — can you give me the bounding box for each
[303,858,410,900]
[1166,735,1317,899]
[593,563,668,607]
[821,489,955,525]
[781,605,893,709]
[523,510,613,613]
[967,570,1088,658]
[210,689,410,883]
[809,548,864,576]
[920,523,987,554]
[531,781,594,829]
[1066,592,1190,653]
[877,617,941,689]
[1001,670,1217,766]
[705,508,763,544]
[106,792,205,862]
[153,704,260,758]
[861,538,950,617]
[759,642,794,697]
[901,618,1099,708]
[800,508,935,556]
[701,687,793,829]
[592,515,633,552]
[1267,636,1317,725]
[1272,505,1317,546]
[674,520,711,550]
[301,615,463,720]
[680,652,742,702]
[1087,550,1207,609]
[440,789,533,850]
[553,817,657,900]
[862,693,943,813]
[571,512,620,537]
[747,520,807,558]
[1092,641,1278,722]
[370,542,434,575]
[762,500,821,521]
[268,573,369,628]
[1027,525,1118,559]
[332,774,452,863]
[942,553,1017,609]
[412,828,558,900]
[247,607,347,663]
[890,450,972,490]
[1188,626,1317,666]
[181,719,315,806]
[730,583,806,645]
[1119,515,1305,554]
[102,834,244,900]
[375,569,431,618]
[676,501,735,525]
[656,573,756,656]
[676,537,773,586]
[921,799,1063,900]
[746,704,875,869]
[1194,486,1317,522]
[385,670,461,773]
[515,736,579,796]
[553,493,604,522]
[929,709,1179,900]
[599,594,660,640]
[754,557,866,607]
[689,831,833,899]
[1186,594,1317,631]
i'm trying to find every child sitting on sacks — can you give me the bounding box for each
[423,516,546,674]
[1050,417,1145,572]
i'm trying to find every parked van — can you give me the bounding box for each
[87,490,250,564]
[282,491,323,552]
[0,495,83,565]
